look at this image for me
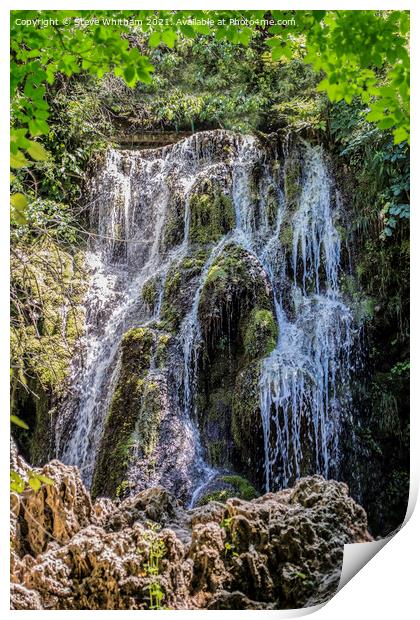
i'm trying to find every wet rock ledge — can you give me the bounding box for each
[10,452,372,610]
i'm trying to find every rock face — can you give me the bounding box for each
[11,458,372,610]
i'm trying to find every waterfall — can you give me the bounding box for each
[57,142,199,485]
[258,145,353,491]
[57,130,357,501]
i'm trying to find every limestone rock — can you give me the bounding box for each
[10,458,372,610]
[10,584,43,610]
[13,460,92,556]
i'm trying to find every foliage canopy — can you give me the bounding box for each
[11,10,410,225]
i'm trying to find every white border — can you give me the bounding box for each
[1,2,418,618]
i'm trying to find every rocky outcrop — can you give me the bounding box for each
[10,458,372,610]
[194,243,276,480]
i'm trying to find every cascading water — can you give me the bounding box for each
[57,140,203,488]
[57,130,358,503]
[258,145,353,491]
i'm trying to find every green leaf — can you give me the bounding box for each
[179,24,195,38]
[238,28,253,46]
[10,193,29,224]
[137,68,153,83]
[148,31,161,48]
[161,30,176,49]
[27,141,49,161]
[393,126,409,144]
[28,477,42,492]
[28,118,50,137]
[272,46,286,62]
[36,474,54,485]
[10,471,25,494]
[312,11,327,22]
[10,414,29,430]
[124,66,135,85]
[365,109,385,123]
[266,36,279,48]
[377,116,396,130]
[10,150,29,169]
[10,193,28,210]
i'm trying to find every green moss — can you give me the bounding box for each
[244,308,278,361]
[280,222,294,252]
[335,224,347,241]
[29,384,55,464]
[160,269,182,331]
[179,251,207,273]
[208,440,226,465]
[206,264,228,285]
[341,274,358,296]
[156,333,171,368]
[160,249,210,332]
[198,474,258,506]
[166,270,181,293]
[194,244,275,479]
[91,327,157,498]
[11,241,86,396]
[340,274,377,324]
[116,480,130,499]
[200,244,272,323]
[284,157,301,211]
[202,386,233,469]
[198,489,231,505]
[142,278,159,310]
[121,327,155,364]
[355,297,376,322]
[162,190,184,250]
[135,378,162,456]
[232,361,262,471]
[221,475,258,500]
[265,185,279,228]
[189,187,234,244]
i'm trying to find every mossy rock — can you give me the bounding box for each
[156,333,172,368]
[91,326,162,498]
[11,377,55,465]
[141,277,159,312]
[201,386,233,468]
[179,250,208,274]
[231,360,265,487]
[198,243,273,337]
[120,327,155,370]
[265,184,279,228]
[207,439,228,465]
[162,188,185,250]
[221,474,258,500]
[11,240,86,395]
[194,244,276,479]
[133,377,163,457]
[160,249,209,332]
[197,474,258,506]
[284,155,302,211]
[279,221,294,253]
[160,268,182,331]
[244,308,278,361]
[189,179,234,244]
